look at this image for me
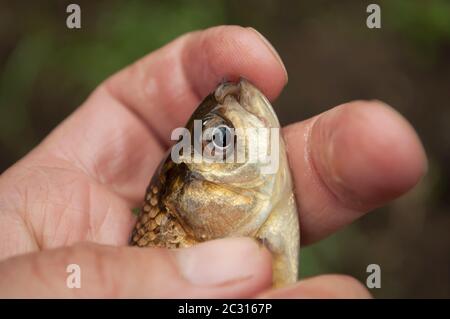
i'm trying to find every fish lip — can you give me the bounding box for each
[214,78,280,128]
[214,79,242,104]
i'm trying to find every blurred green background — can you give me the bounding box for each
[0,0,449,298]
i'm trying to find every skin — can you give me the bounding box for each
[0,26,426,298]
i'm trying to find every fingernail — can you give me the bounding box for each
[247,27,288,82]
[173,237,269,286]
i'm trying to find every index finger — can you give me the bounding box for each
[105,25,288,146]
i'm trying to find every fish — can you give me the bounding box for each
[130,79,299,287]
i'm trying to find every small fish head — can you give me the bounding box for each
[165,79,281,240]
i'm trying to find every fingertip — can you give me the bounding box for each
[173,237,272,290]
[183,25,288,101]
[311,100,427,210]
[245,27,289,83]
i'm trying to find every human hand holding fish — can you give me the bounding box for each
[0,26,426,298]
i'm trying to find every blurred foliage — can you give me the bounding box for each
[1,0,449,298]
[0,0,225,159]
[384,0,450,57]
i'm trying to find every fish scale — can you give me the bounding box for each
[131,170,196,248]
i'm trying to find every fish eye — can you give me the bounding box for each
[211,125,232,149]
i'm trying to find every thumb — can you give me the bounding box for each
[0,237,272,298]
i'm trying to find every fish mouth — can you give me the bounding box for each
[214,78,281,129]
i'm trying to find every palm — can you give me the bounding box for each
[0,97,156,258]
[13,159,135,248]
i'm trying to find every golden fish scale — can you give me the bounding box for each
[130,183,193,248]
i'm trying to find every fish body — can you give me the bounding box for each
[130,79,299,287]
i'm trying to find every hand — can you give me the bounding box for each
[0,26,426,298]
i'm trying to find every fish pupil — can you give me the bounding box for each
[212,125,232,149]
